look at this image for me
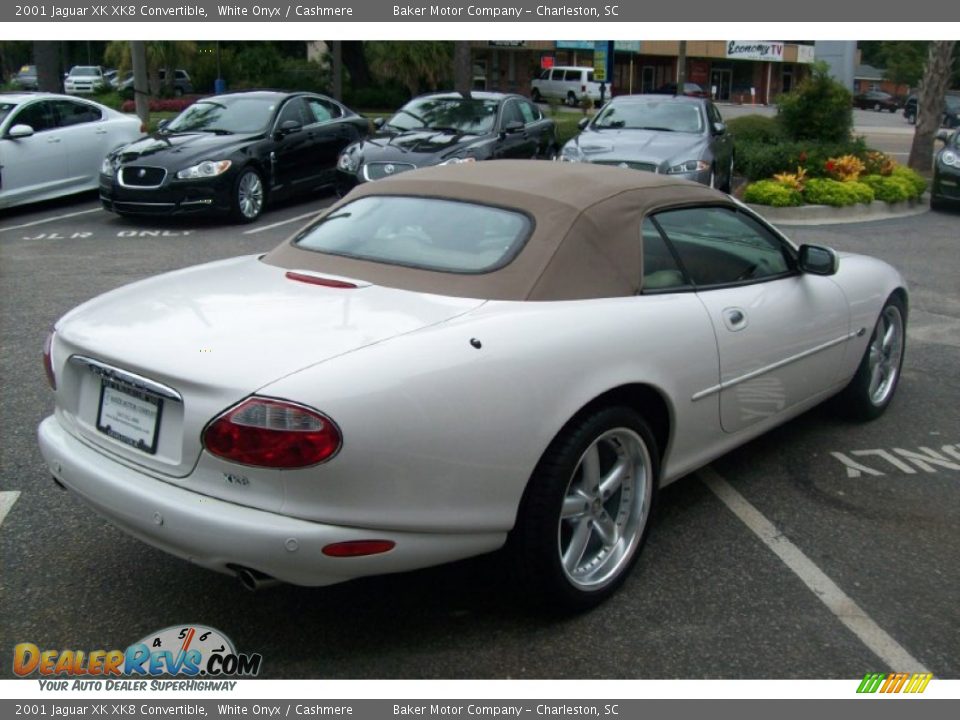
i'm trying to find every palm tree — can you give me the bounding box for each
[366,41,453,98]
[908,41,957,172]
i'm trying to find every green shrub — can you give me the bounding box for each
[743,180,804,207]
[725,115,785,144]
[861,174,912,203]
[777,61,854,143]
[802,178,874,206]
[890,165,927,197]
[736,137,868,182]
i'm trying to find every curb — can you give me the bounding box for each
[747,196,929,226]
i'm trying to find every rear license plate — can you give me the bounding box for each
[96,378,163,454]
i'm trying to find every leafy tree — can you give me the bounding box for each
[366,41,453,97]
[104,40,197,95]
[776,61,853,144]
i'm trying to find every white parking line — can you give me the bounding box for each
[0,208,102,234]
[699,466,929,673]
[0,491,21,527]
[242,210,323,235]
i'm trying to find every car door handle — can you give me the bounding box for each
[722,307,748,331]
[95,129,108,135]
[47,137,62,143]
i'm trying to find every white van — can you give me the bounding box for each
[531,66,605,107]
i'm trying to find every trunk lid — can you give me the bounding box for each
[54,255,484,477]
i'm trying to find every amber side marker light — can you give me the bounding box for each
[322,540,396,558]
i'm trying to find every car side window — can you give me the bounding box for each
[53,100,102,127]
[500,100,525,128]
[276,98,307,128]
[538,69,549,80]
[564,69,580,82]
[651,206,794,287]
[9,101,57,133]
[641,217,691,292]
[518,101,537,125]
[305,97,343,125]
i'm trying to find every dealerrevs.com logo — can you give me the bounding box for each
[14,625,263,690]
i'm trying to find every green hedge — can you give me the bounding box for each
[742,180,804,207]
[890,165,927,197]
[802,178,874,207]
[736,137,868,182]
[725,115,785,144]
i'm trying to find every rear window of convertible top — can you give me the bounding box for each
[292,196,532,274]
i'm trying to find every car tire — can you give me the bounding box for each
[532,89,542,103]
[566,91,578,108]
[231,167,265,224]
[930,195,947,212]
[511,406,659,612]
[835,295,907,421]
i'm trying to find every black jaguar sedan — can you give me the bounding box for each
[335,91,557,194]
[100,91,369,222]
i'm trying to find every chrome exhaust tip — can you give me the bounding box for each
[234,566,281,592]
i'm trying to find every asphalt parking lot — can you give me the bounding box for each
[1,190,958,680]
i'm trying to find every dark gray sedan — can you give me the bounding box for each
[560,95,735,191]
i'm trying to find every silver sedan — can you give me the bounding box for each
[561,94,735,191]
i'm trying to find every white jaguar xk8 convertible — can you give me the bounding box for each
[38,161,907,609]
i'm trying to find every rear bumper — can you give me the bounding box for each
[38,416,505,586]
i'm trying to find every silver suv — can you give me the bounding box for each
[531,66,604,107]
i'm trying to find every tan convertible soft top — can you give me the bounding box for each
[263,160,731,301]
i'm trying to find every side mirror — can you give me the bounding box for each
[935,128,950,143]
[373,117,385,130]
[502,120,524,135]
[7,124,35,139]
[577,117,590,130]
[276,119,303,138]
[798,244,839,276]
[712,121,727,136]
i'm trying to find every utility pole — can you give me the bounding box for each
[676,41,687,94]
[131,41,150,130]
[332,41,342,101]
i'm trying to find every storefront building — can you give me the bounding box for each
[471,40,816,105]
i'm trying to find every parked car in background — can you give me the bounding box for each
[117,69,194,98]
[653,82,709,98]
[100,90,368,222]
[336,91,557,194]
[903,93,960,127]
[10,65,38,91]
[64,66,106,95]
[39,161,908,609]
[853,90,900,112]
[103,69,119,89]
[932,128,960,211]
[560,94,735,191]
[0,92,142,210]
[531,66,604,106]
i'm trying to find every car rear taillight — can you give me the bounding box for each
[43,331,56,390]
[322,540,396,557]
[203,397,341,468]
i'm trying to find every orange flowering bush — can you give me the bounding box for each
[824,154,866,182]
[772,166,808,191]
[863,150,896,176]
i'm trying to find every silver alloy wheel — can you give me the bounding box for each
[237,171,264,220]
[557,427,652,590]
[867,304,905,406]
